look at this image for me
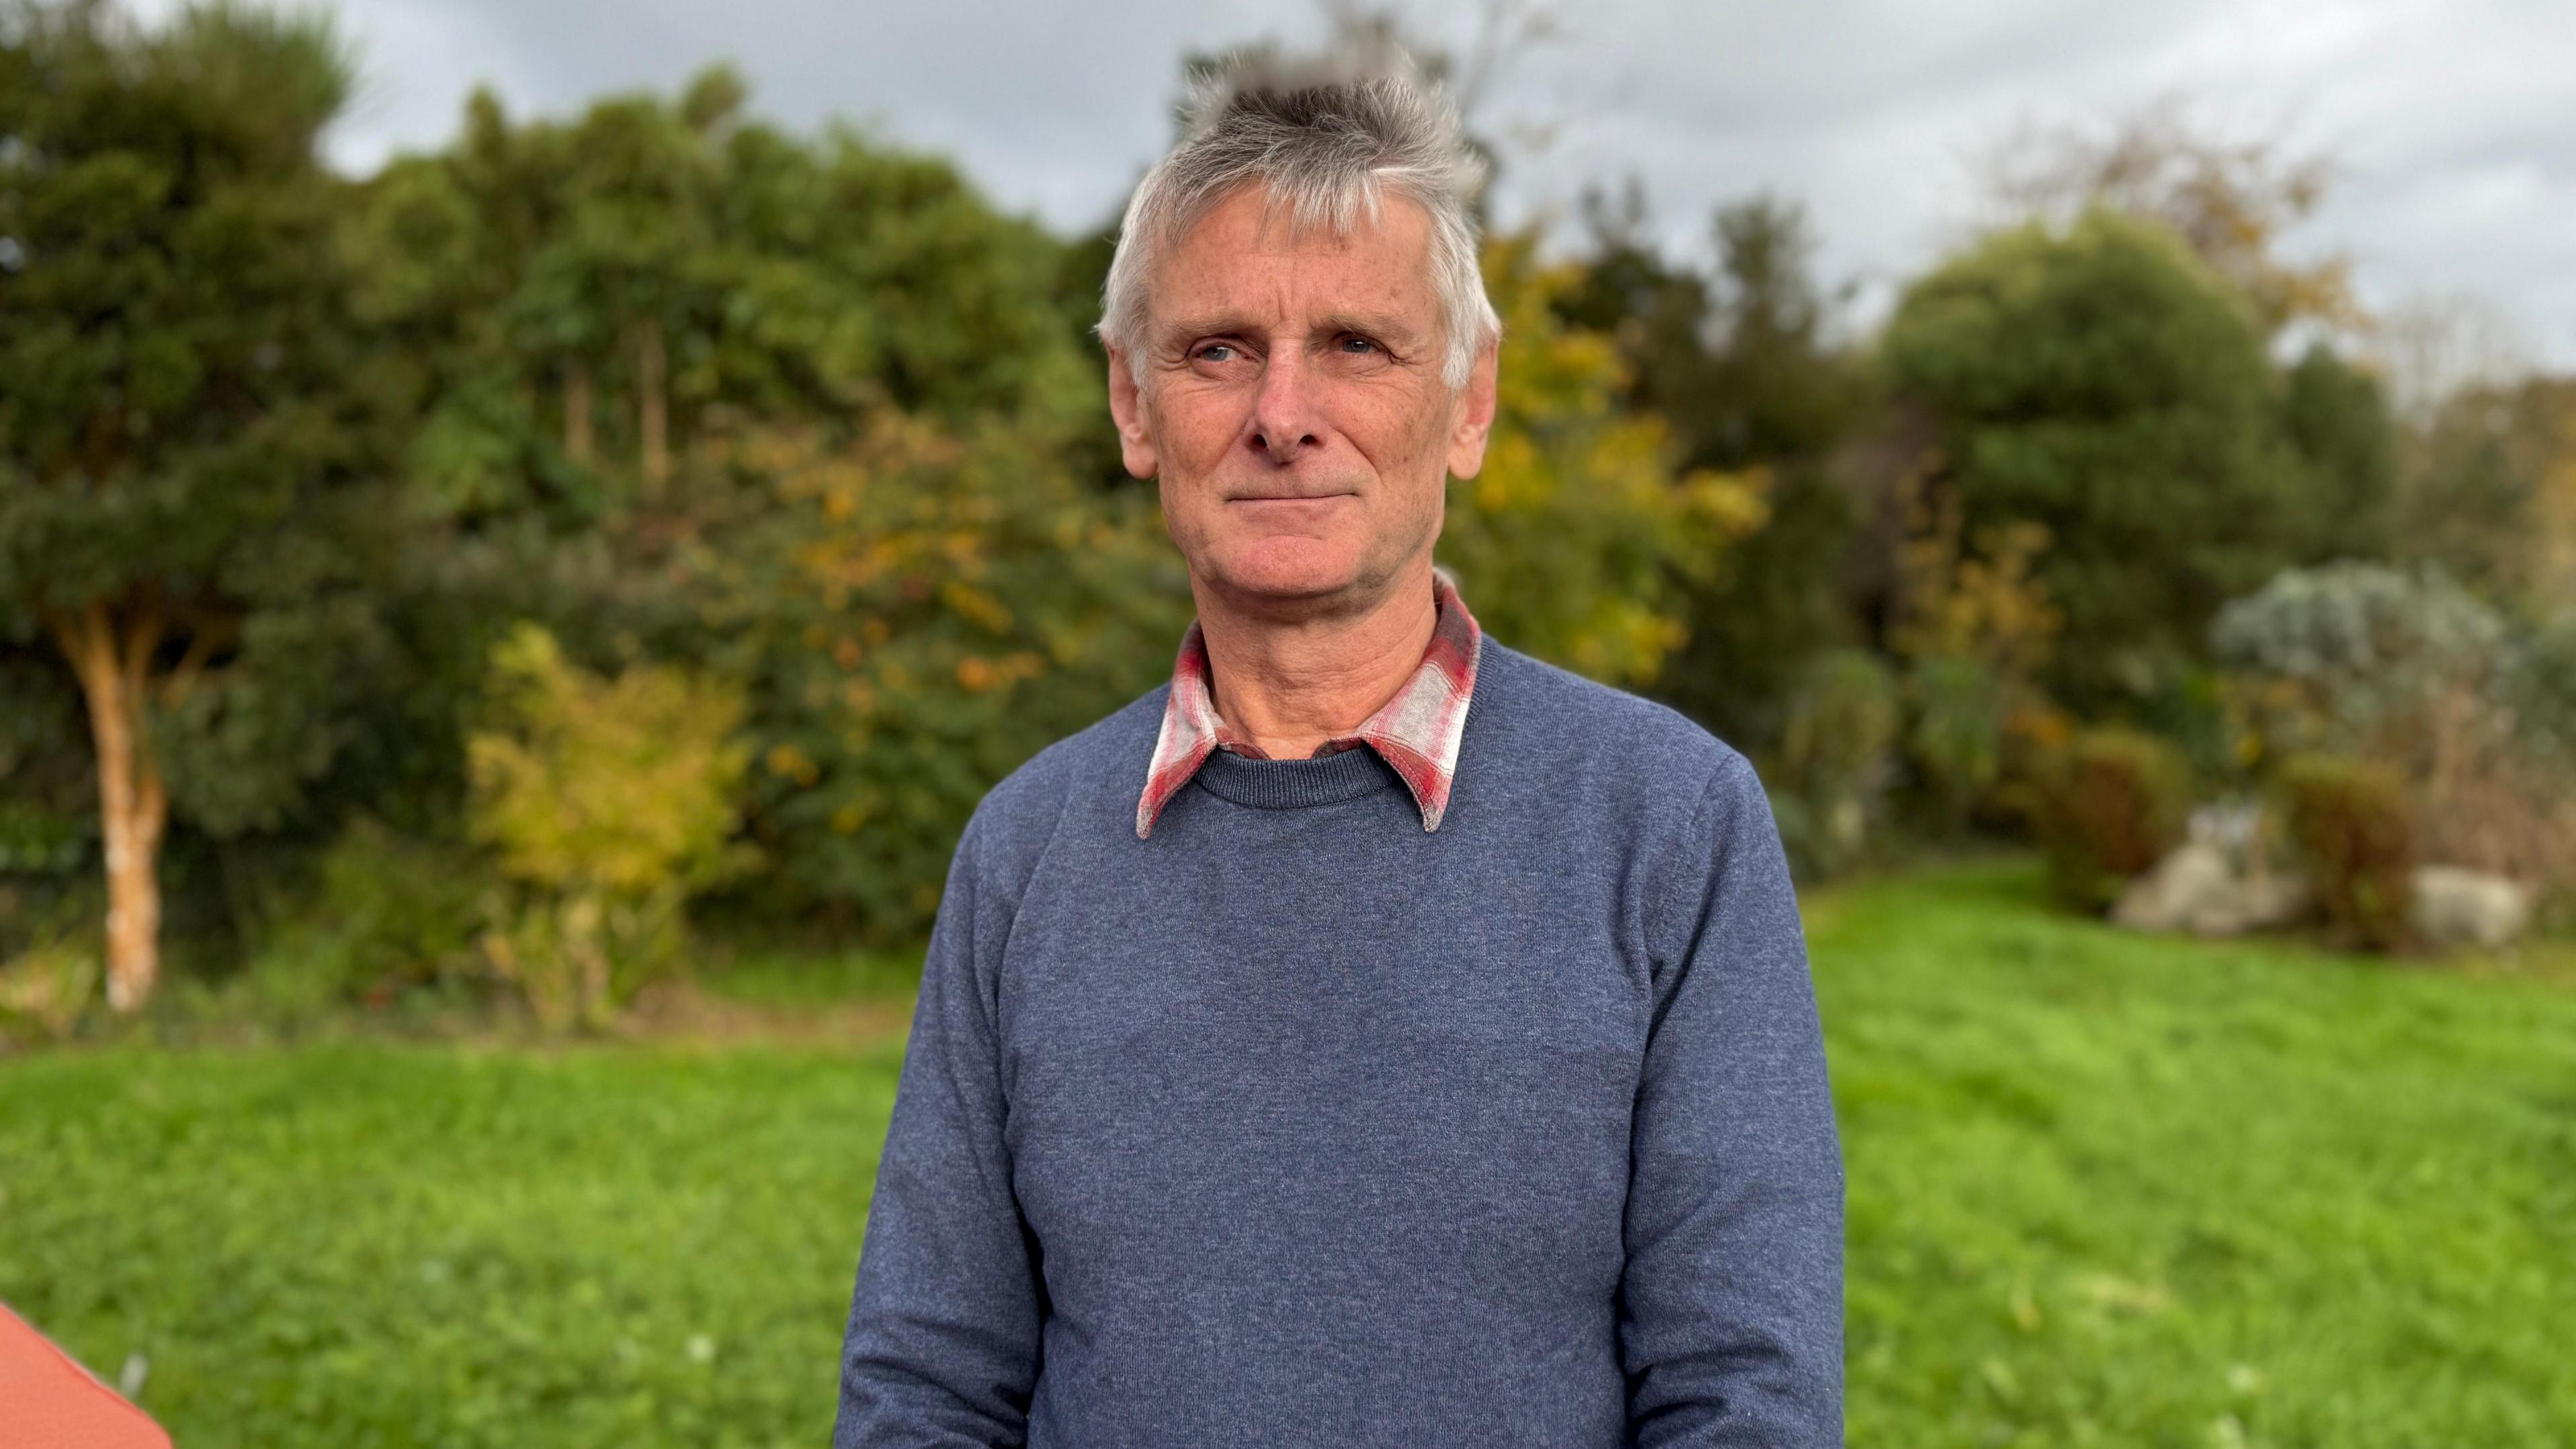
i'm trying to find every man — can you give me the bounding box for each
[835,51,1843,1448]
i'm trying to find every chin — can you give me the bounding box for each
[1203,535,1367,602]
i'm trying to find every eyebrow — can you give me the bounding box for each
[1156,311,1428,350]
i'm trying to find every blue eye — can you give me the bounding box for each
[1196,343,1236,362]
[1340,335,1379,354]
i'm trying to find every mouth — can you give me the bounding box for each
[1225,490,1359,504]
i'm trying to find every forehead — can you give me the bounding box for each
[1150,182,1440,327]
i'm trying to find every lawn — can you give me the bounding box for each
[2,854,2570,1447]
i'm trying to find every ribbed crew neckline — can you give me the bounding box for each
[1189,742,1403,811]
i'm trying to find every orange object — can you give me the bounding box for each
[0,1301,172,1448]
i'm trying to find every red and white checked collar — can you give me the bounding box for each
[1136,570,1483,839]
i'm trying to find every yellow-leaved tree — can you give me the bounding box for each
[1436,230,1772,686]
[466,622,757,1030]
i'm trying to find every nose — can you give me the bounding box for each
[1247,347,1323,466]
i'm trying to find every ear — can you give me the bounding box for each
[1105,347,1161,480]
[1444,337,1501,479]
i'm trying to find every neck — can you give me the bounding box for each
[1191,559,1440,759]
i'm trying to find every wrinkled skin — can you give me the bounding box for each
[1107,184,1498,627]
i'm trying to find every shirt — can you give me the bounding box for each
[1136,568,1481,839]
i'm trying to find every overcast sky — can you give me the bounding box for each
[196,0,2576,366]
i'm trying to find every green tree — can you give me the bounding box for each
[343,71,1126,947]
[0,0,405,1008]
[1562,192,1874,751]
[2279,343,2398,564]
[1882,207,2309,712]
[1560,189,1865,477]
[356,70,1093,534]
[672,411,1187,943]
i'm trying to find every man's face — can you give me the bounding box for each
[1107,184,1498,612]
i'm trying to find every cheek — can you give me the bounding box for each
[1145,386,1246,474]
[1349,387,1456,487]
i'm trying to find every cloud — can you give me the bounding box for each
[297,0,2576,364]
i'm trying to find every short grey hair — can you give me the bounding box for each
[1097,48,1503,392]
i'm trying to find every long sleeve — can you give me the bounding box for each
[1620,751,1846,1446]
[835,815,1045,1447]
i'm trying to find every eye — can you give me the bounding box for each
[1194,342,1238,363]
[1338,335,1380,354]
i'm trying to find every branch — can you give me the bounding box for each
[158,612,243,704]
[120,580,166,692]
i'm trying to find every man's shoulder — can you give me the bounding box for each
[959,681,1168,857]
[1474,639,1752,792]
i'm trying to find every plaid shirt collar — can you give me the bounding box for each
[1136,569,1484,839]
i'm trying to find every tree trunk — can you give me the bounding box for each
[566,360,594,466]
[47,598,170,1012]
[637,323,669,496]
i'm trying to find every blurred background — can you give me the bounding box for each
[2,0,2571,1443]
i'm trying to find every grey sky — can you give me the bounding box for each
[237,0,2576,366]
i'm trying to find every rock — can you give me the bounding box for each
[2408,865,2530,951]
[2112,839,2312,937]
[2221,872,2314,935]
[2112,841,2233,932]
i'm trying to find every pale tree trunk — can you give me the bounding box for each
[565,360,595,466]
[636,323,669,496]
[46,598,172,1012]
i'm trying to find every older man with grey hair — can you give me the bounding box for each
[834,50,1843,1449]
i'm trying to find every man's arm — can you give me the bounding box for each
[1621,750,1845,1446]
[835,815,1044,1447]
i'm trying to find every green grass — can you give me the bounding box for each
[689,942,927,1012]
[3,853,2571,1446]
[0,1045,902,1448]
[1816,859,2576,1447]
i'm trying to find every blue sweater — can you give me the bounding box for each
[834,640,1844,1446]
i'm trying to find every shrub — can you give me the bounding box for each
[0,799,88,879]
[2217,567,2576,924]
[0,921,99,1047]
[2508,612,2576,771]
[1982,700,2077,839]
[466,623,757,1031]
[2035,725,2193,912]
[1904,654,2008,832]
[237,814,487,1025]
[2504,617,2576,930]
[2275,753,2414,951]
[1770,649,1902,879]
[2210,560,2508,757]
[2381,682,2576,933]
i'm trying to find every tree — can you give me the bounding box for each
[1557,186,1876,752]
[670,410,1188,943]
[1560,188,1864,474]
[2278,343,2398,565]
[2396,375,2576,614]
[1979,97,2359,339]
[355,68,1094,535]
[1436,231,1770,686]
[0,0,404,1009]
[467,621,755,1030]
[343,72,1129,945]
[2374,290,2533,427]
[1882,207,2308,713]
